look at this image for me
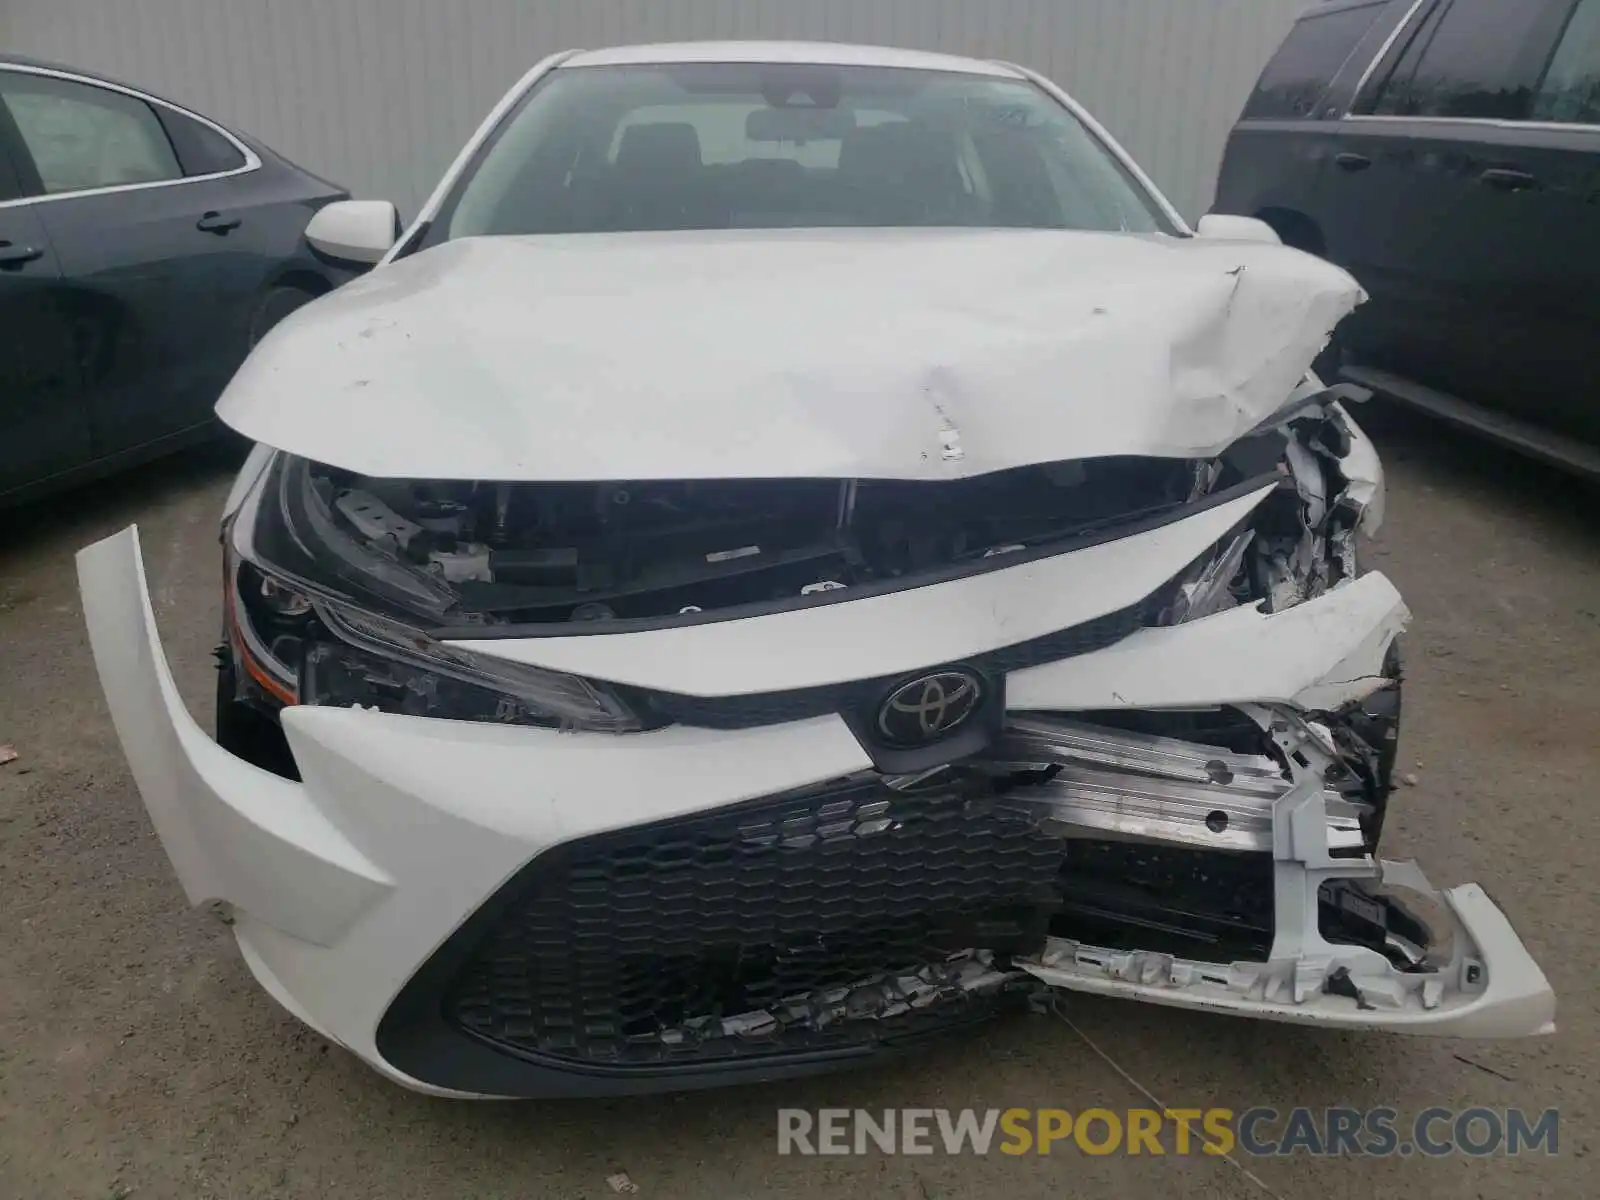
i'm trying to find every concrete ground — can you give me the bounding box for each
[0,408,1594,1200]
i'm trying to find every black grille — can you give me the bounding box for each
[1052,840,1277,961]
[446,773,1066,1068]
[642,593,1156,730]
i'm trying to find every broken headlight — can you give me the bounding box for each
[1158,388,1382,626]
[1160,527,1255,624]
[222,454,642,732]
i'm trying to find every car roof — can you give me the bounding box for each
[0,53,213,115]
[0,52,131,83]
[561,41,1024,78]
[0,52,61,69]
[0,52,262,141]
[1294,0,1395,19]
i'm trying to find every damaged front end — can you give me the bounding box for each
[217,380,1382,730]
[195,384,1551,1082]
[69,85,1550,1092]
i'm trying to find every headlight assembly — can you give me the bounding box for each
[300,601,638,730]
[222,455,643,733]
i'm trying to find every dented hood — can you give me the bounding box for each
[220,228,1363,480]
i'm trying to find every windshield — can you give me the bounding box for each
[431,62,1175,239]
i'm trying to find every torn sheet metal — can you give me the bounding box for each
[1018,705,1555,1038]
[987,715,1367,853]
[218,229,1363,481]
[1328,401,1386,533]
[1252,398,1372,614]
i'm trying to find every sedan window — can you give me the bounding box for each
[0,72,182,195]
[435,62,1175,239]
[160,107,248,176]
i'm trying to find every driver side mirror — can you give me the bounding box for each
[305,199,401,265]
[1195,214,1283,245]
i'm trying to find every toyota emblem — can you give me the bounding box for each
[876,670,984,747]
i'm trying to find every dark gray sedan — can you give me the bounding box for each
[0,56,370,503]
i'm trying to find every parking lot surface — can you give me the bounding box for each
[1,409,1595,1199]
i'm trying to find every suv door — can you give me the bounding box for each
[0,97,89,495]
[1475,0,1600,443]
[0,68,251,459]
[1316,0,1574,402]
[1212,0,1397,249]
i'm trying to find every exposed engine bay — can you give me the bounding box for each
[296,455,1203,625]
[262,383,1378,633]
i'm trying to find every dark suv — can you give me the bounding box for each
[1214,0,1600,474]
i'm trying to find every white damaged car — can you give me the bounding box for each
[78,42,1554,1097]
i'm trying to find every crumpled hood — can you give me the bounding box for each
[220,228,1364,480]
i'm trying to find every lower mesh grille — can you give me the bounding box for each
[446,773,1067,1067]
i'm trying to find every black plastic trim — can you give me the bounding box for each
[434,474,1281,640]
[642,594,1145,733]
[377,997,1007,1098]
[0,83,42,199]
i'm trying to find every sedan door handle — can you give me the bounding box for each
[1479,168,1538,192]
[196,211,242,234]
[0,241,44,267]
[1334,152,1372,172]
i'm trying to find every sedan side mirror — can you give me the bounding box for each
[305,200,400,264]
[1195,214,1283,245]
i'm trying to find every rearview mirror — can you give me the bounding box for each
[1195,214,1283,245]
[305,200,400,265]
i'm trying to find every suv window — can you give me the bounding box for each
[1361,0,1554,119]
[1242,2,1389,119]
[0,102,26,202]
[1532,0,1600,123]
[0,71,182,194]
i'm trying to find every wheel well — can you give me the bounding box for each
[248,270,334,346]
[1255,207,1325,256]
[266,268,333,298]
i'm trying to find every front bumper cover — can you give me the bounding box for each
[78,517,1555,1098]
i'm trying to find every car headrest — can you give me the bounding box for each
[837,123,955,185]
[615,122,704,174]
